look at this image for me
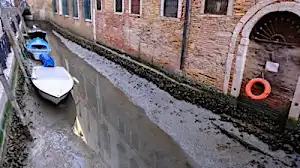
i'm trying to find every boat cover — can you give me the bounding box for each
[31,66,74,98]
[28,28,47,41]
[39,53,55,67]
[33,67,70,80]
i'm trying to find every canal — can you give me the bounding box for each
[2,21,297,168]
[25,21,195,168]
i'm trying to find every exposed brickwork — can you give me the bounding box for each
[241,41,299,113]
[26,0,94,40]
[27,0,300,114]
[49,0,94,40]
[95,0,184,71]
[28,0,264,89]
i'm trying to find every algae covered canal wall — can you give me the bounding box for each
[0,48,19,162]
[35,19,300,155]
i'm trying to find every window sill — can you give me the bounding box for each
[129,13,141,18]
[199,14,230,17]
[64,15,69,17]
[85,19,92,22]
[73,17,79,20]
[114,12,123,15]
[159,16,181,22]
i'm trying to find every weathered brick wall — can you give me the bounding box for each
[241,41,300,113]
[184,0,260,90]
[95,0,184,71]
[29,0,265,90]
[29,0,298,114]
[29,0,94,40]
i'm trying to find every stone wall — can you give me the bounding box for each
[27,0,300,148]
[242,41,300,113]
[28,0,299,93]
[95,0,184,72]
[35,0,276,92]
[26,0,94,40]
[49,0,94,40]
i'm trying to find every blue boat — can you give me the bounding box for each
[26,37,51,60]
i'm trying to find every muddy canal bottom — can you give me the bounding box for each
[3,20,300,168]
[1,70,33,168]
[22,88,105,168]
[2,73,105,167]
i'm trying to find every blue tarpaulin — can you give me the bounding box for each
[39,53,55,67]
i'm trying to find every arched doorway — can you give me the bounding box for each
[243,11,300,112]
[226,1,300,119]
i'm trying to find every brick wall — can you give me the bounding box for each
[43,0,94,40]
[95,0,184,71]
[184,0,258,90]
[28,0,299,114]
[30,0,264,89]
[241,41,298,112]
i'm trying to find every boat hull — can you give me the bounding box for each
[26,37,51,60]
[31,66,74,105]
[37,89,69,104]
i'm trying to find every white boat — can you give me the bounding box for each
[31,66,78,104]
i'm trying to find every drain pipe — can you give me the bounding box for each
[92,0,96,42]
[180,0,191,70]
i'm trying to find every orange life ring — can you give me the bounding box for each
[245,78,271,100]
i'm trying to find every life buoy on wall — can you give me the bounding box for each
[245,78,271,100]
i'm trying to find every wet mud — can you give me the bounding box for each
[44,20,300,154]
[1,19,299,167]
[2,27,106,167]
[1,69,33,168]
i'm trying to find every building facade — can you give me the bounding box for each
[27,0,300,119]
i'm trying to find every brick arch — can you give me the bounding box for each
[222,0,300,97]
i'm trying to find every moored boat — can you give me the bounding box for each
[31,66,77,104]
[26,37,51,60]
[27,26,48,41]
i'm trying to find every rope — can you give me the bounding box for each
[19,43,28,59]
